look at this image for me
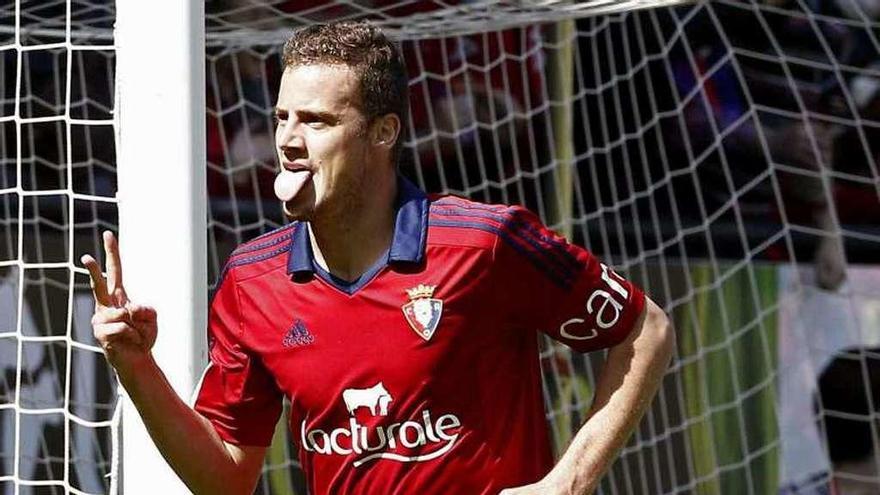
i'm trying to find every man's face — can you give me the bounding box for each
[274,64,372,220]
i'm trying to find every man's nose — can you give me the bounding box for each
[277,121,305,151]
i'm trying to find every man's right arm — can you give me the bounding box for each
[82,231,266,495]
[118,353,266,495]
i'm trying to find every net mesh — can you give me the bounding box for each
[205,1,880,494]
[3,0,880,494]
[1,0,118,494]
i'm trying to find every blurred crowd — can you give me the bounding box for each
[9,0,877,283]
[200,0,880,292]
[656,0,880,289]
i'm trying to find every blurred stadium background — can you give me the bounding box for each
[2,0,880,493]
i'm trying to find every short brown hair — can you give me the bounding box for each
[283,21,409,162]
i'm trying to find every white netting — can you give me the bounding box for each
[204,1,880,494]
[4,0,880,494]
[1,0,118,494]
[205,0,693,43]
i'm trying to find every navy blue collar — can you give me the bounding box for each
[287,176,429,276]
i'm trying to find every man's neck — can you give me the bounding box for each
[308,178,397,283]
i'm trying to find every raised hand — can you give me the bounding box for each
[81,231,158,376]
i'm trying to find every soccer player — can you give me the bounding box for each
[82,21,675,495]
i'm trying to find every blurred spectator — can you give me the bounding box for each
[402,30,545,206]
[832,66,880,227]
[652,1,879,289]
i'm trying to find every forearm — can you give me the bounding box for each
[118,356,257,495]
[550,301,675,494]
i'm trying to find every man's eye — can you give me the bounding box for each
[274,114,287,124]
[307,121,327,129]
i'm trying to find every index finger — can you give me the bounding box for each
[80,254,112,308]
[103,231,125,296]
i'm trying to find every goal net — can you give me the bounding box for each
[1,0,118,494]
[3,0,880,494]
[205,1,880,494]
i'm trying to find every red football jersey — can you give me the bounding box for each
[194,178,646,494]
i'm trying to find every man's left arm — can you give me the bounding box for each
[502,297,675,495]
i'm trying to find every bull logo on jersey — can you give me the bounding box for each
[402,284,443,341]
[342,382,393,416]
[301,382,462,468]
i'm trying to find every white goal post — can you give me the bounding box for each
[114,0,206,493]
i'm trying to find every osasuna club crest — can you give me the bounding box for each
[402,284,443,341]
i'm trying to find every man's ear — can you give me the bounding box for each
[372,113,401,149]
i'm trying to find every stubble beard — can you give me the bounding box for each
[314,162,368,231]
[284,132,374,227]
[281,184,316,221]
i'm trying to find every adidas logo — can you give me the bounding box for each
[283,319,314,347]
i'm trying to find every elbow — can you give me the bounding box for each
[645,299,676,368]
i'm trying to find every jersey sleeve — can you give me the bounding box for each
[493,206,646,352]
[193,267,283,446]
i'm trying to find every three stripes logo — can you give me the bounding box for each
[283,318,314,347]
